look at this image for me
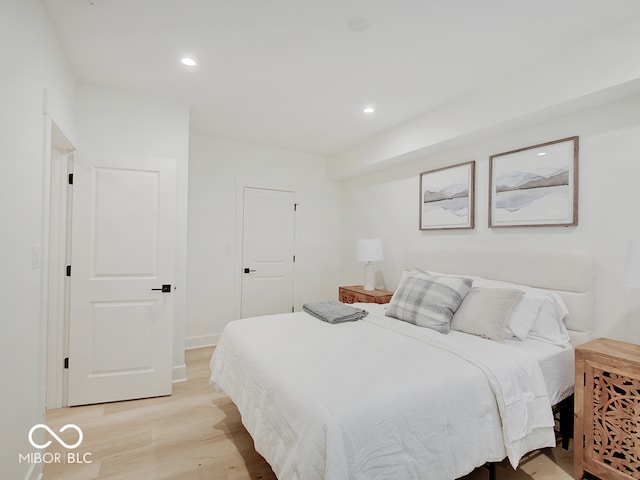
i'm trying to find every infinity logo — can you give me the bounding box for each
[28,424,83,450]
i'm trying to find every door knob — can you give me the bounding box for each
[151,284,172,292]
[243,268,256,274]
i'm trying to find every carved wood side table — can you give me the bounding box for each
[574,338,640,480]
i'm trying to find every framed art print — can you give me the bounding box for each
[489,136,578,227]
[419,161,475,230]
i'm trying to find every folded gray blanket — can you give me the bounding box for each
[302,300,368,324]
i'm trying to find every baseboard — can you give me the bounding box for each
[185,333,220,350]
[173,334,219,384]
[172,363,187,384]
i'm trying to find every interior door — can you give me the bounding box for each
[67,152,177,406]
[241,188,295,318]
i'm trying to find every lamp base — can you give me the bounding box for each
[363,262,375,291]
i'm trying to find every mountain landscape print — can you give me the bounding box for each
[420,161,475,230]
[423,182,469,214]
[495,166,569,212]
[490,137,578,227]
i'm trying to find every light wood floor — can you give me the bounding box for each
[44,347,575,480]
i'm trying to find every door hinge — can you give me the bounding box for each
[64,357,69,369]
[66,265,71,277]
[294,203,298,211]
[584,372,586,386]
[293,255,296,263]
[292,306,295,313]
[68,173,74,185]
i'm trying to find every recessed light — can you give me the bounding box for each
[181,57,197,67]
[363,106,375,115]
[537,152,546,156]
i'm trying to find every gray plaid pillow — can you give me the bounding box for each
[386,269,472,333]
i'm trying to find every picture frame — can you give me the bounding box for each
[419,161,475,230]
[489,136,578,228]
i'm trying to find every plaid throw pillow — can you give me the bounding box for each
[386,269,472,334]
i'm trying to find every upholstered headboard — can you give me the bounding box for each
[404,247,595,346]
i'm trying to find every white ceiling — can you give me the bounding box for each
[44,0,640,155]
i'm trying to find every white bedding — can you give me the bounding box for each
[364,304,575,406]
[505,332,574,405]
[210,303,562,480]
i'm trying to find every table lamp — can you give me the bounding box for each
[357,238,384,291]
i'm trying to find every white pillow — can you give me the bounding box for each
[469,275,569,344]
[527,298,571,346]
[505,293,545,340]
[424,271,570,343]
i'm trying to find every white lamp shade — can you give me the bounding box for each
[623,240,640,288]
[356,238,384,262]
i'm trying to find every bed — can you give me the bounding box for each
[210,248,594,480]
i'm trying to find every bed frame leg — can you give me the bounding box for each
[485,462,496,480]
[555,394,574,450]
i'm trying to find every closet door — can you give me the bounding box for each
[241,187,295,318]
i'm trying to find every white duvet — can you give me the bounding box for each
[210,304,556,480]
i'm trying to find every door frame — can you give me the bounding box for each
[43,116,75,409]
[234,177,297,320]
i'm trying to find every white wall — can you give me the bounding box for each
[187,135,341,347]
[74,84,190,380]
[0,1,76,479]
[340,93,640,344]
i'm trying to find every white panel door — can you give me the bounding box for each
[68,153,176,406]
[241,188,295,318]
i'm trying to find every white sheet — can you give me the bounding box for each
[504,335,575,405]
[365,303,575,405]
[210,304,558,480]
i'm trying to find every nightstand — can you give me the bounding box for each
[338,285,393,304]
[574,337,640,480]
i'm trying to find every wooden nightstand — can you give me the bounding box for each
[338,285,393,304]
[574,337,640,480]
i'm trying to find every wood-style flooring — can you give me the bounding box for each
[44,347,574,480]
